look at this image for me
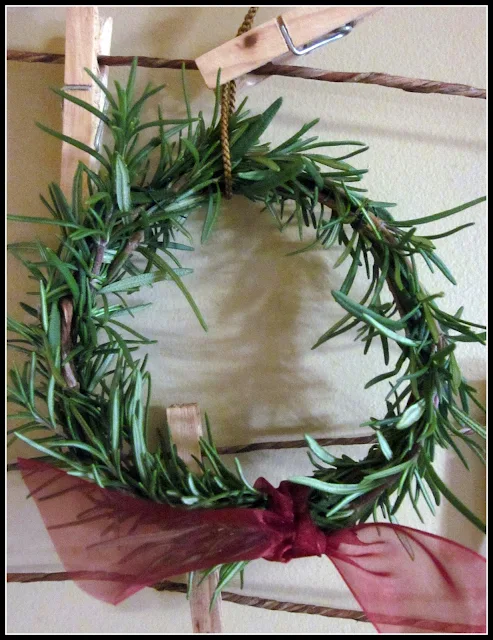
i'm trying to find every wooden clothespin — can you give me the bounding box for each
[60,6,113,196]
[166,404,223,633]
[196,6,382,89]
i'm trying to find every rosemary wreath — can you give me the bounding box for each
[7,60,486,599]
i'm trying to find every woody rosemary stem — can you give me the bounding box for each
[59,297,78,388]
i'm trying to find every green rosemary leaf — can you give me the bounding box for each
[285,236,323,256]
[211,562,249,608]
[376,430,393,461]
[48,439,109,464]
[43,248,80,299]
[138,247,207,331]
[252,156,280,172]
[340,241,362,296]
[115,154,131,212]
[167,242,194,252]
[108,356,122,464]
[425,251,457,285]
[436,310,486,330]
[126,57,138,104]
[129,83,166,122]
[19,303,39,319]
[332,290,408,331]
[48,183,75,226]
[231,98,283,160]
[396,399,426,429]
[361,459,411,482]
[52,88,111,125]
[423,222,475,240]
[289,476,364,495]
[334,146,370,162]
[84,67,119,111]
[130,373,149,483]
[14,431,84,469]
[422,301,440,343]
[210,70,222,131]
[412,471,436,515]
[99,272,167,293]
[302,158,324,189]
[425,462,485,533]
[201,185,221,243]
[334,228,358,268]
[313,318,360,350]
[7,214,81,229]
[451,332,486,344]
[362,314,419,347]
[396,197,485,227]
[270,118,319,154]
[127,137,161,173]
[182,137,200,164]
[304,140,366,149]
[107,318,155,344]
[234,458,257,492]
[364,362,403,389]
[36,122,111,171]
[449,352,462,393]
[37,281,49,332]
[244,157,304,197]
[449,404,486,438]
[305,434,338,466]
[47,303,61,351]
[102,325,134,367]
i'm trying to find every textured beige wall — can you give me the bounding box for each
[7,6,486,634]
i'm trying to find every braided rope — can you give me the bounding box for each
[6,572,368,623]
[8,572,482,630]
[5,435,379,472]
[7,50,486,99]
[217,434,375,454]
[8,427,475,470]
[220,7,259,199]
[226,6,259,113]
[9,572,482,630]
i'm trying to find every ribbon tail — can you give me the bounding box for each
[325,522,486,634]
[17,459,284,605]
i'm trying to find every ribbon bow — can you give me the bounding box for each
[18,458,485,634]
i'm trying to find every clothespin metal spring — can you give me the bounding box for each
[277,16,355,56]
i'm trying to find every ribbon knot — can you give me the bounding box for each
[253,478,326,561]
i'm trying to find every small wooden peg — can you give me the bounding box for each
[166,404,223,634]
[196,6,382,89]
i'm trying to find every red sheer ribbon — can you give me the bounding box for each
[17,458,486,633]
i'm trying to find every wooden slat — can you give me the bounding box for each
[166,404,223,634]
[196,6,382,89]
[60,7,100,195]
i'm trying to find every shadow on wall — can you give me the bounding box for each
[145,195,347,449]
[441,378,486,553]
